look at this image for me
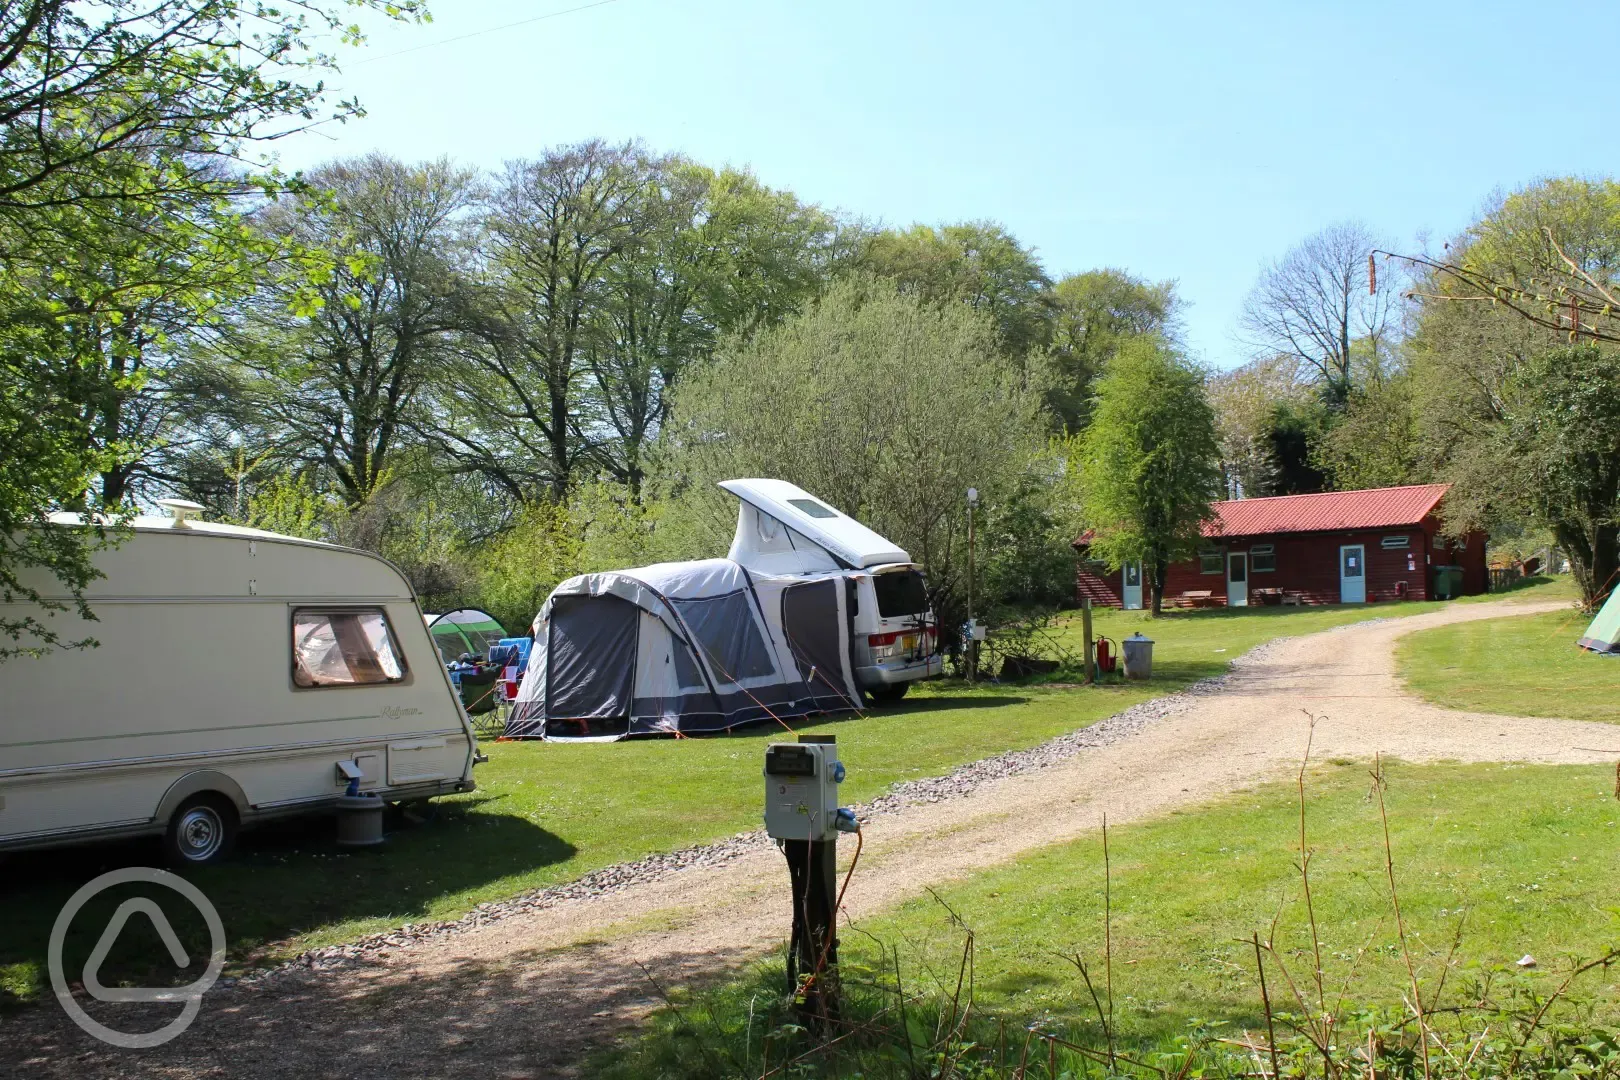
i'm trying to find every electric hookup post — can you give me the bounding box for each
[764,734,858,1028]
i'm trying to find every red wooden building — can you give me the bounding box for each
[1074,483,1489,609]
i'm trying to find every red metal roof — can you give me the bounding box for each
[1203,484,1450,538]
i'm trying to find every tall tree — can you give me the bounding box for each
[1240,221,1400,407]
[1404,178,1620,606]
[1078,338,1222,615]
[224,155,478,506]
[450,141,653,501]
[578,162,841,493]
[666,276,1043,630]
[1441,346,1620,607]
[1313,375,1424,491]
[1048,268,1179,433]
[0,0,421,659]
[1207,355,1313,497]
[861,221,1054,364]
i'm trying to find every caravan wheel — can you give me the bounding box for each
[163,795,238,867]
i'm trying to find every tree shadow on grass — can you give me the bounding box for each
[0,802,574,1010]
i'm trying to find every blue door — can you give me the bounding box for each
[1122,562,1143,610]
[1339,545,1366,603]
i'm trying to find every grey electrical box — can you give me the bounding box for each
[764,739,843,841]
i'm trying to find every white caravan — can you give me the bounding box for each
[721,479,942,702]
[0,504,478,865]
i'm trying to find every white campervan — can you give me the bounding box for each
[721,479,943,702]
[0,503,477,865]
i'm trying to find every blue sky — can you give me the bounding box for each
[277,0,1620,369]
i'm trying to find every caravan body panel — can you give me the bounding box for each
[0,518,476,853]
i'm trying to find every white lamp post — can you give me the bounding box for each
[966,488,979,680]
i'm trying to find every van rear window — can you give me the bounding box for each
[293,608,406,687]
[873,571,928,618]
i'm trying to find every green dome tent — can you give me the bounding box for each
[423,608,507,664]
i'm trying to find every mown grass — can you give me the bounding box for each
[1398,597,1620,724]
[601,760,1620,1077]
[0,590,1554,1007]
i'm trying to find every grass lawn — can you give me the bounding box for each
[605,760,1620,1076]
[1398,594,1620,724]
[0,587,1559,1007]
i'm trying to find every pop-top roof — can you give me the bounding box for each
[1204,484,1450,538]
[719,479,910,569]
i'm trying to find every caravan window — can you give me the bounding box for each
[293,608,406,688]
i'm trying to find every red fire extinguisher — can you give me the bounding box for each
[1095,636,1117,674]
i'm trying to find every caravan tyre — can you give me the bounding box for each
[164,795,238,867]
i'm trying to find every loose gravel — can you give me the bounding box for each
[245,633,1301,984]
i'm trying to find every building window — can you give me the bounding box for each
[1199,548,1223,575]
[293,608,406,687]
[1251,543,1276,572]
[1381,535,1411,549]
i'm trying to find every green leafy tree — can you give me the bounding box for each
[1443,346,1620,607]
[222,155,478,507]
[1078,339,1223,614]
[1209,356,1297,498]
[448,140,655,503]
[860,221,1054,365]
[664,276,1044,629]
[0,0,421,659]
[1405,177,1620,604]
[577,162,843,494]
[1047,269,1180,433]
[1314,375,1425,491]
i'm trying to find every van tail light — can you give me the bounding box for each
[867,631,903,660]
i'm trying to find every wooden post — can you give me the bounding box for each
[1082,597,1095,684]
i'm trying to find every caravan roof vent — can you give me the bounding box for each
[155,498,206,527]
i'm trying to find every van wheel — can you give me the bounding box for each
[868,683,909,705]
[164,795,238,867]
